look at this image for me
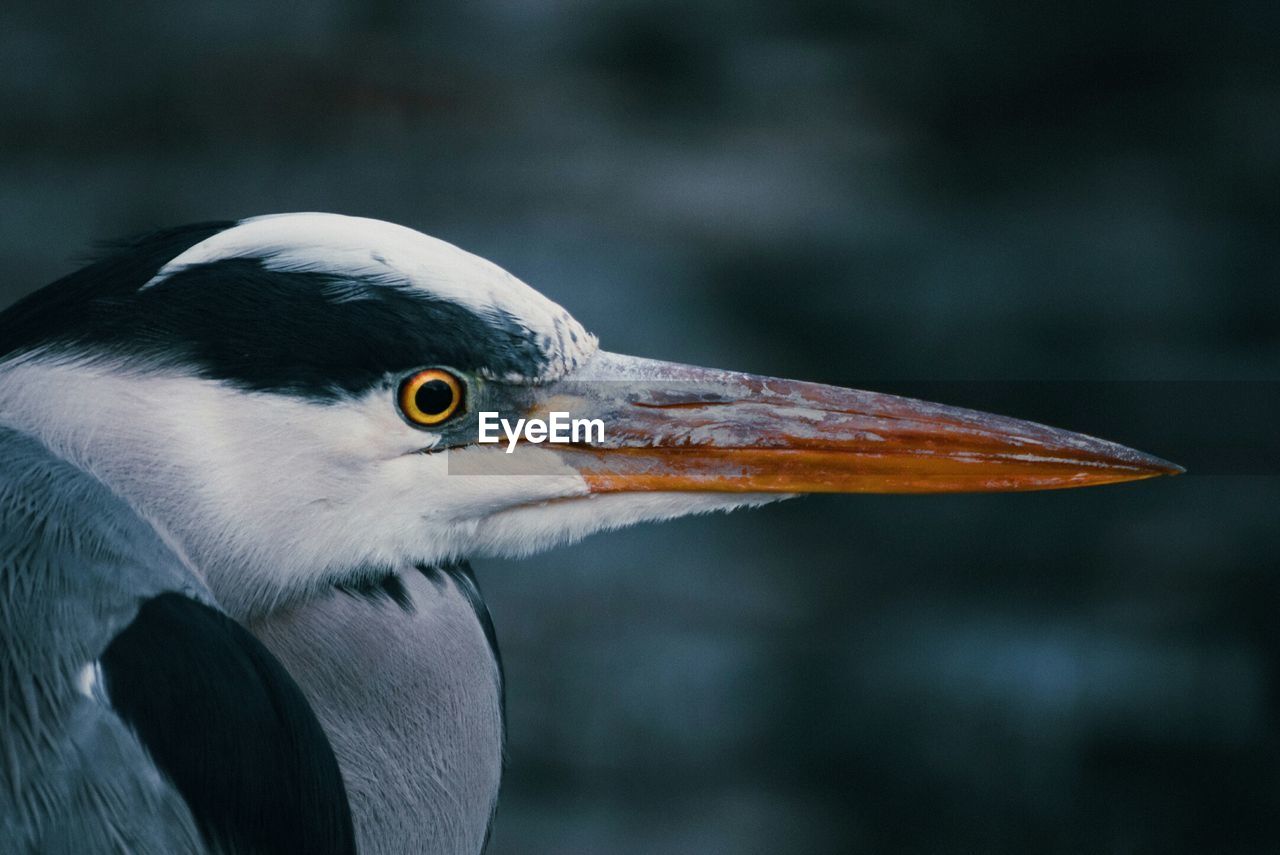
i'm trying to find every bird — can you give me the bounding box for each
[0,213,1180,854]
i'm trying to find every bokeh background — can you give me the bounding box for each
[3,2,1277,852]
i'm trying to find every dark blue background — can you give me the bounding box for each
[3,2,1276,851]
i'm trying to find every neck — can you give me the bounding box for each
[0,356,506,853]
[248,563,504,855]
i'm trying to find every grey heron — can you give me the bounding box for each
[0,213,1180,854]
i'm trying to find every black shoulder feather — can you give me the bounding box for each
[100,592,356,855]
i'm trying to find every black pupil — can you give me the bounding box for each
[415,378,456,416]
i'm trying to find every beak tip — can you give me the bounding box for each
[1129,449,1184,478]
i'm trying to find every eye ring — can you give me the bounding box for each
[398,368,465,427]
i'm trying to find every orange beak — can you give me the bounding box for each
[523,354,1182,494]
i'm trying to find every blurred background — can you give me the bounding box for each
[3,1,1277,851]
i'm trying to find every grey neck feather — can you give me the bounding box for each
[0,426,207,853]
[248,568,504,855]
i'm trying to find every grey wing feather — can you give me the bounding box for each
[0,426,209,854]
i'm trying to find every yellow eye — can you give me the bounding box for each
[398,369,464,426]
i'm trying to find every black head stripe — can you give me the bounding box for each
[0,222,232,361]
[0,224,553,396]
[138,259,548,396]
[100,593,356,855]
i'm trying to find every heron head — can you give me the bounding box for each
[0,213,1179,616]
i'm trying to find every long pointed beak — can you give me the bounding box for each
[522,353,1182,494]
